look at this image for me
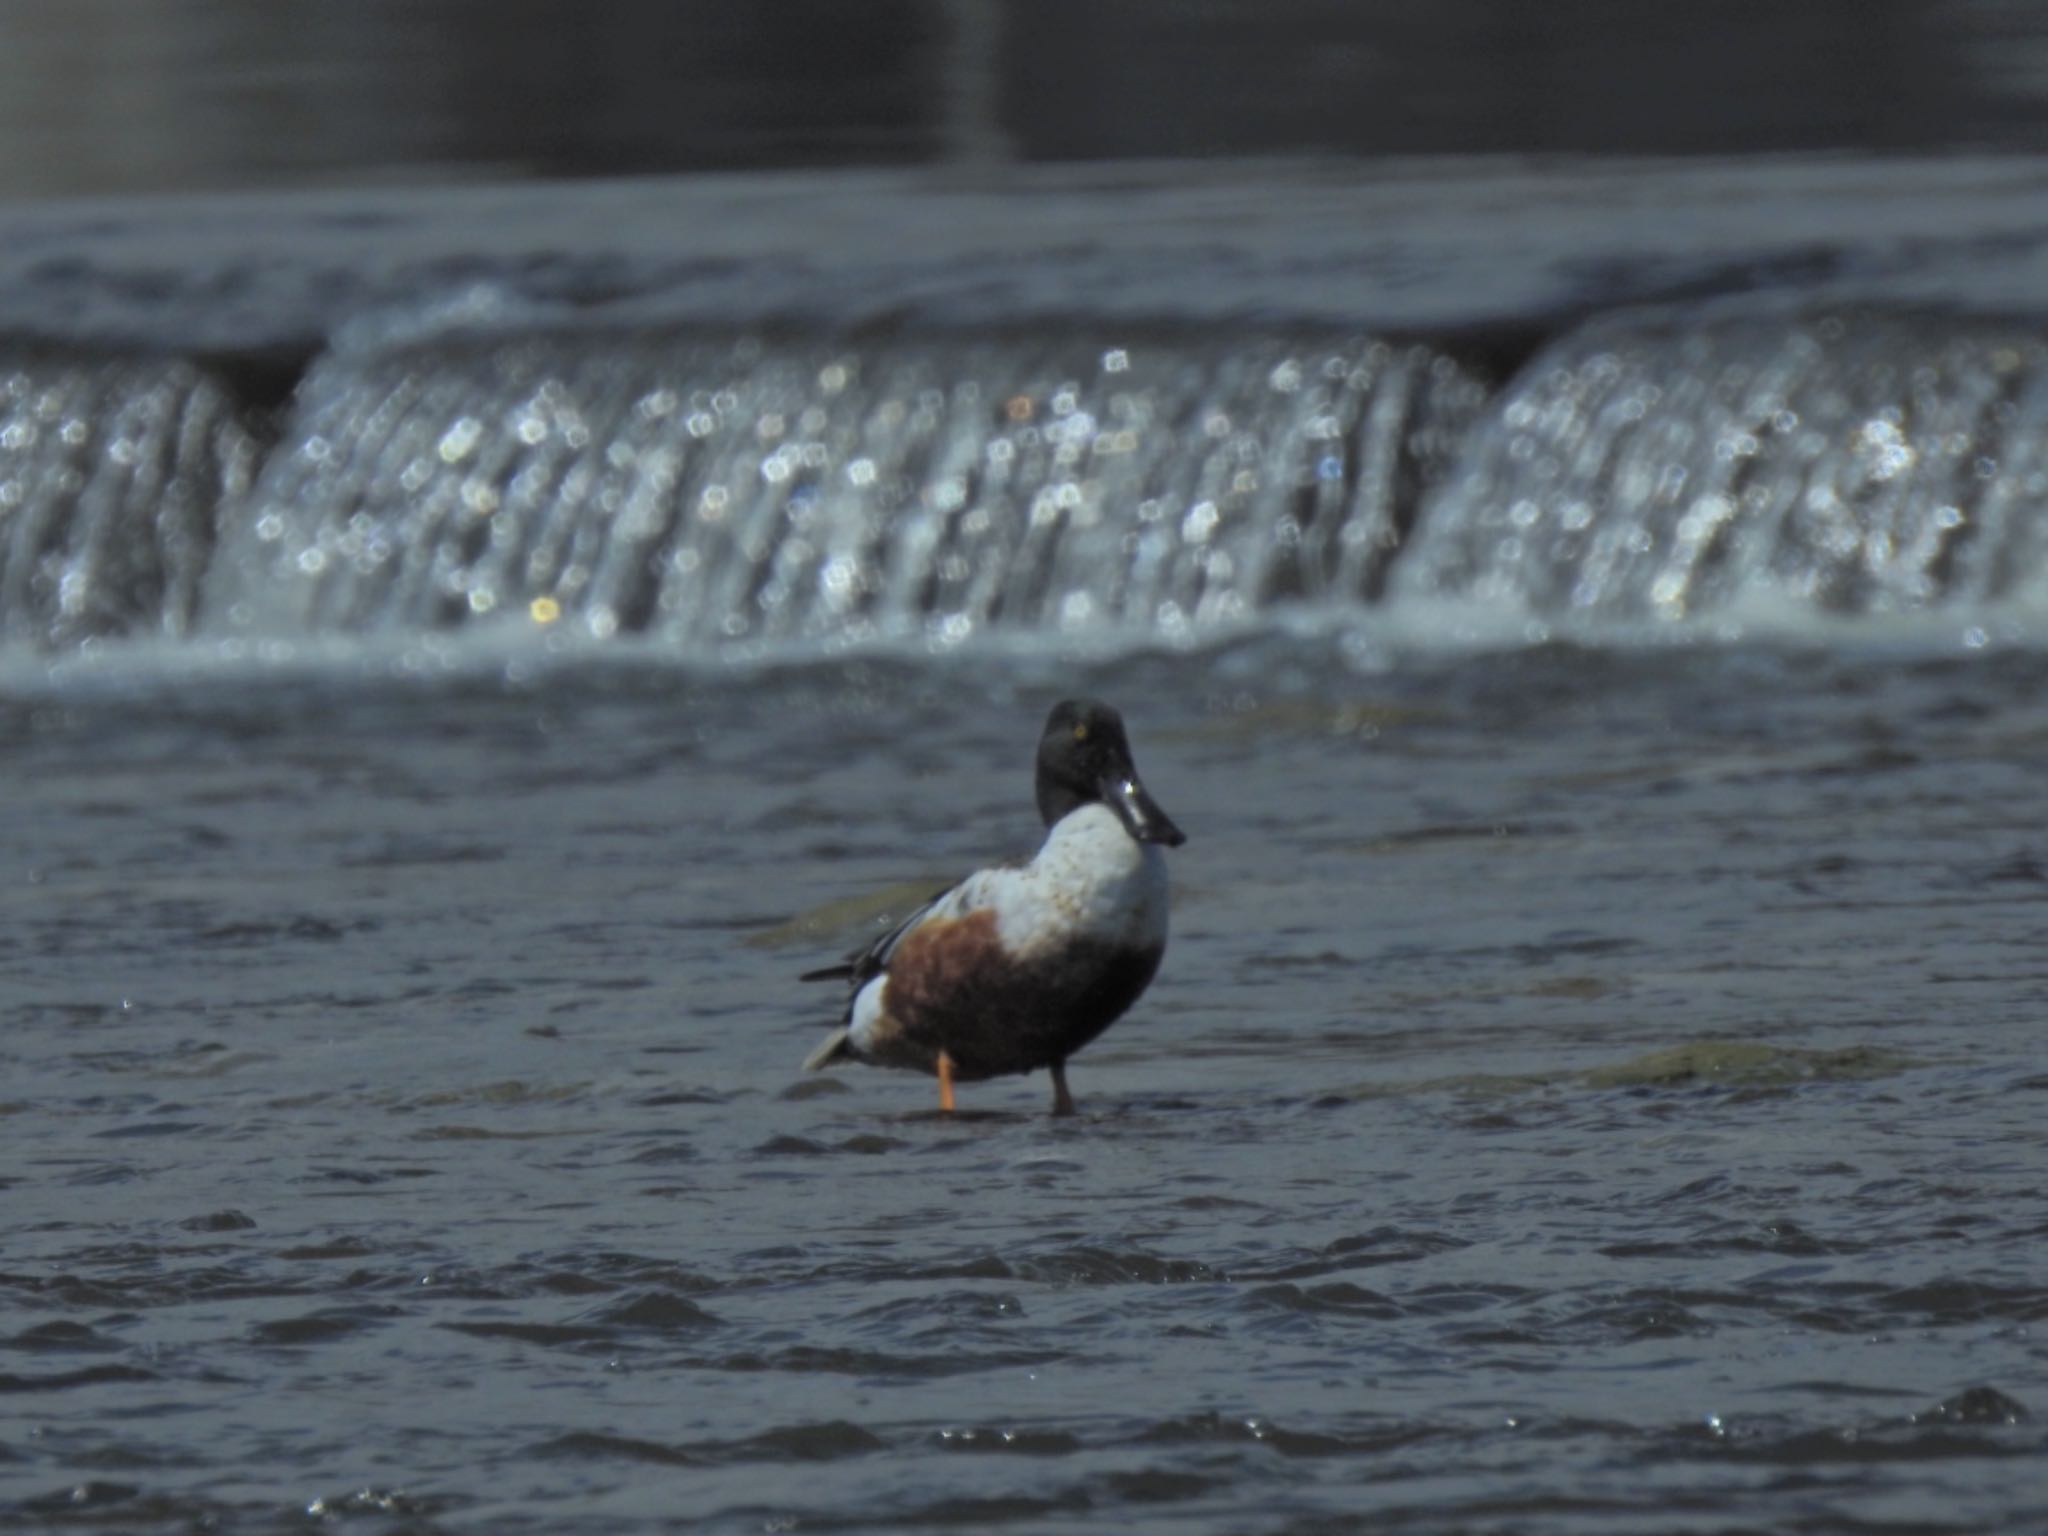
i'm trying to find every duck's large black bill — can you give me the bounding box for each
[1104,771,1186,847]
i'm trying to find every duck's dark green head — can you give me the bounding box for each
[1035,698,1186,847]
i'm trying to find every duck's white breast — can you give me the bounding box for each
[987,803,1170,958]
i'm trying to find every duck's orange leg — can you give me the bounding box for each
[1049,1061,1076,1117]
[937,1050,957,1113]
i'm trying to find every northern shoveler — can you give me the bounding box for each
[801,698,1185,1115]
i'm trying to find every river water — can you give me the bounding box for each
[3,159,2048,1532]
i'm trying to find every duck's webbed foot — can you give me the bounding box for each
[1049,1061,1076,1117]
[937,1050,958,1113]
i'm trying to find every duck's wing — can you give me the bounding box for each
[798,880,964,989]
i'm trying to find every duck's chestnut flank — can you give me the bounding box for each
[878,913,1164,1081]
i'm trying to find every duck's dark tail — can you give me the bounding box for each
[802,1028,855,1072]
[799,962,854,983]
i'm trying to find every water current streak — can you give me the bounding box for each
[18,309,2048,654]
[0,350,255,648]
[210,330,1485,645]
[1399,311,2048,620]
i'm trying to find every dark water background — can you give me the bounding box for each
[11,0,2048,196]
[5,641,2048,1533]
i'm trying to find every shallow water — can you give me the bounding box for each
[5,636,2046,1533]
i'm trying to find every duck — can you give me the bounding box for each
[801,698,1185,1115]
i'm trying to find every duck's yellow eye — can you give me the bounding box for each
[1073,724,1089,742]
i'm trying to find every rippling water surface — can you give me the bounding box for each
[4,635,2046,1533]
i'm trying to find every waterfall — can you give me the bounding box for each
[12,306,2048,657]
[0,350,256,647]
[207,328,1487,646]
[1395,311,2048,620]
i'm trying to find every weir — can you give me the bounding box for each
[1398,311,2048,620]
[0,351,256,648]
[207,328,1488,647]
[5,308,2048,652]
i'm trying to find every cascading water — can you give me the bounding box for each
[13,307,2048,658]
[0,350,256,648]
[205,329,1489,648]
[1396,311,2048,621]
